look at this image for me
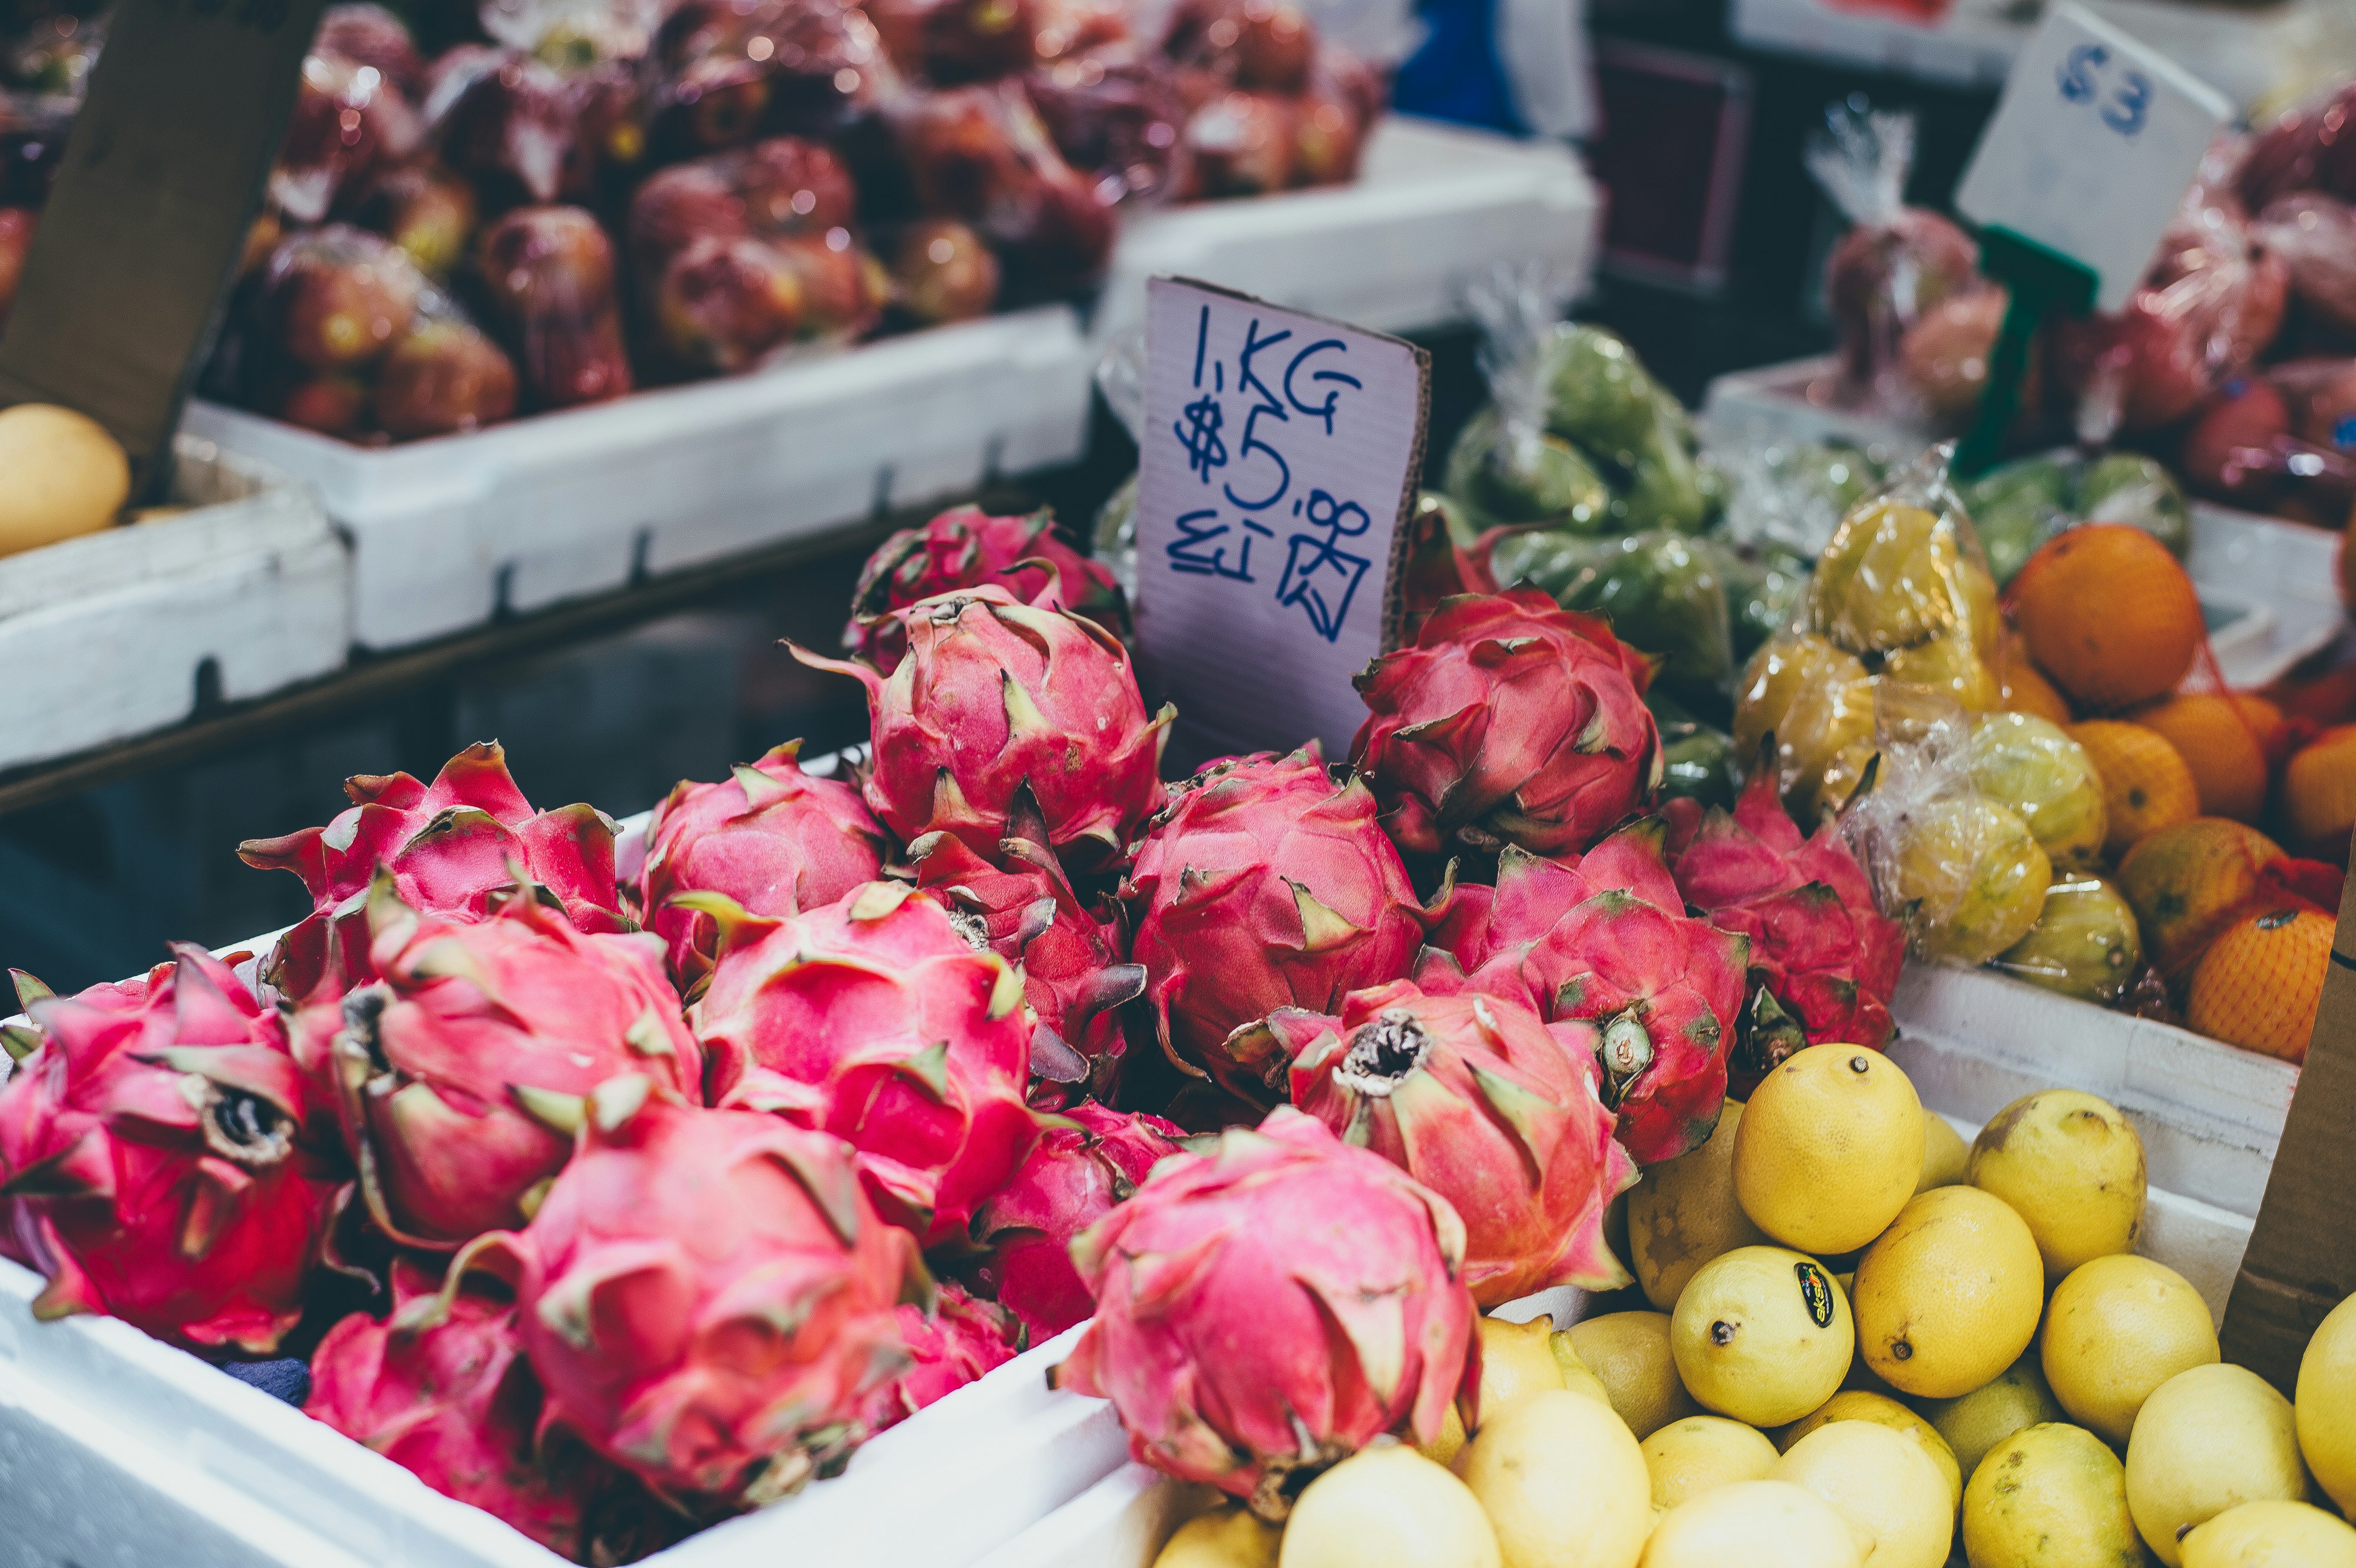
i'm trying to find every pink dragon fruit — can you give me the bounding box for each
[634,740,888,993]
[428,1091,927,1502]
[0,950,344,1354]
[1418,821,1749,1166]
[965,1100,1184,1340]
[858,1280,1025,1435]
[1124,747,1438,1104]
[686,881,1051,1249]
[1285,979,1635,1307]
[1350,588,1664,859]
[1664,756,1904,1090]
[792,587,1172,870]
[908,828,1146,1101]
[239,742,623,1001]
[1054,1107,1477,1519]
[845,505,1132,673]
[326,878,703,1249]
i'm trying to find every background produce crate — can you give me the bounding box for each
[0,437,347,775]
[1089,116,1602,350]
[180,308,1097,653]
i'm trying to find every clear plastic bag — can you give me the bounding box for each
[887,78,1117,296]
[273,44,424,224]
[474,205,634,409]
[647,0,892,156]
[1490,528,1733,704]
[1717,435,1883,560]
[1441,264,1618,534]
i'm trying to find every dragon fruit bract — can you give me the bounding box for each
[435,1092,926,1501]
[0,950,343,1354]
[1125,747,1435,1104]
[846,505,1131,673]
[329,880,703,1249]
[688,881,1048,1249]
[1419,822,1749,1165]
[240,741,623,1000]
[857,1279,1025,1435]
[1287,979,1635,1307]
[1055,1107,1477,1520]
[635,740,887,993]
[966,1100,1183,1341]
[794,587,1171,869]
[1350,588,1664,859]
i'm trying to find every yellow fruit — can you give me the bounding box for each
[1562,1312,1698,1440]
[2041,1254,2218,1447]
[2284,725,2356,856]
[1994,872,2144,1004]
[1776,1391,1962,1510]
[1968,713,2109,865]
[1638,1480,1865,1568]
[1418,1404,1469,1468]
[1810,499,1961,653]
[0,403,131,559]
[1546,1332,1615,1408]
[1454,1390,1651,1568]
[1961,1422,2143,1568]
[1852,1187,2044,1398]
[1917,1114,1970,1193]
[1918,1353,2066,1485]
[1773,1420,1954,1568]
[1641,1416,1780,1513]
[2071,720,2200,858]
[1734,1044,1926,1257]
[1968,1090,2147,1279]
[2114,819,2285,975]
[1671,1246,1853,1427]
[2296,1292,2356,1516]
[1735,633,1878,821]
[1475,1316,1568,1424]
[1890,796,2052,965]
[1883,636,2000,711]
[2126,1364,2312,1567]
[1282,1444,1501,1568]
[1156,1506,1284,1568]
[2180,1498,2356,1567]
[1628,1099,1767,1312]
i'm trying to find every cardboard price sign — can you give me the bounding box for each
[1133,276,1430,764]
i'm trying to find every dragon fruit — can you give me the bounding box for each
[1286,979,1635,1307]
[1419,822,1749,1165]
[686,880,1050,1249]
[634,740,887,993]
[858,1280,1025,1435]
[908,828,1146,1101]
[428,1091,927,1502]
[1053,1107,1478,1520]
[1124,747,1437,1104]
[1664,756,1904,1088]
[793,587,1172,870]
[845,505,1131,673]
[239,741,623,1001]
[965,1101,1184,1341]
[0,950,343,1354]
[1350,588,1664,860]
[326,879,703,1249]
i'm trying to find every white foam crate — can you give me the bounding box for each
[179,306,1096,653]
[1090,116,1601,349]
[0,436,348,773]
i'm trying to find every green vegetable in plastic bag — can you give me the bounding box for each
[1710,537,1813,661]
[2075,452,2189,558]
[1990,871,2142,1004]
[1541,323,1660,466]
[1443,407,1615,532]
[1614,390,1716,534]
[1647,689,1740,811]
[1965,453,2074,588]
[1491,528,1734,700]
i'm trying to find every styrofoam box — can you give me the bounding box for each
[180,306,1096,653]
[1699,353,2348,689]
[1089,116,1601,350]
[0,436,347,773]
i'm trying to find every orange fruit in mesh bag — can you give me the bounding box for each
[1992,633,2073,726]
[2284,724,2356,860]
[2185,904,2334,1060]
[2116,819,2287,977]
[2129,693,2283,824]
[2012,525,2202,710]
[2070,720,2199,859]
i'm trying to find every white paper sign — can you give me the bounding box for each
[1134,276,1428,763]
[1955,2,2232,313]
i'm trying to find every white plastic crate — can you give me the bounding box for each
[0,437,348,773]
[180,307,1096,653]
[1090,116,1602,350]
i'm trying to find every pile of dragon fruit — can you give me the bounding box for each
[0,501,1901,1559]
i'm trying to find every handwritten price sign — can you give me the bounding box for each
[1135,276,1429,763]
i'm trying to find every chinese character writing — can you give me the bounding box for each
[1277,489,1372,642]
[1167,507,1274,581]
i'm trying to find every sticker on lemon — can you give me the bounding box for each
[1670,1246,1853,1427]
[1852,1186,2043,1398]
[1961,1422,2143,1568]
[1967,1089,2147,1279]
[1733,1044,1925,1258]
[2041,1254,2218,1447]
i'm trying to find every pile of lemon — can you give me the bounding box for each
[1156,1045,2356,1568]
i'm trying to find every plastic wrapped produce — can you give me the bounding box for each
[647,0,890,154]
[255,224,426,376]
[1990,871,2143,1004]
[2074,452,2188,555]
[891,80,1116,294]
[1711,537,1813,663]
[871,0,1040,85]
[887,216,1000,322]
[424,47,586,207]
[1962,452,2074,588]
[475,205,633,408]
[2236,78,2356,212]
[0,205,34,329]
[1808,104,1983,393]
[351,162,478,279]
[2272,356,2356,451]
[317,4,428,95]
[2254,192,2356,336]
[1719,436,1881,561]
[374,319,521,438]
[1444,270,1614,532]
[1651,692,1740,812]
[1025,49,1188,204]
[1490,529,1733,704]
[272,46,424,224]
[1162,0,1317,93]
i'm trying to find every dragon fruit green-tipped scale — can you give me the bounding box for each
[856,1279,1026,1437]
[845,504,1131,674]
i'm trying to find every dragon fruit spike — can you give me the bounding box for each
[792,585,1172,871]
[0,945,345,1354]
[635,739,888,995]
[845,505,1132,673]
[1055,1106,1478,1520]
[326,873,704,1251]
[1288,979,1636,1307]
[419,1091,927,1502]
[684,880,1053,1249]
[239,740,625,1001]
[1350,588,1664,860]
[965,1101,1184,1341]
[858,1279,1026,1437]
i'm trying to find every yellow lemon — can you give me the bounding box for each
[1455,1390,1651,1568]
[2296,1291,2356,1516]
[1961,1421,2142,1568]
[1918,1352,2066,1486]
[1640,1480,1865,1568]
[1968,1090,2147,1280]
[1563,1312,1699,1440]
[1156,1505,1283,1568]
[1890,796,2053,965]
[1476,1316,1568,1423]
[2041,1254,2218,1447]
[1282,1443,1501,1568]
[1628,1099,1767,1312]
[1734,1044,1926,1256]
[2181,1498,2356,1567]
[1641,1416,1780,1513]
[1917,1113,1971,1193]
[1671,1246,1853,1427]
[1773,1420,1954,1568]
[1810,498,1960,653]
[1776,1391,1961,1511]
[1884,634,2000,712]
[0,403,131,559]
[2125,1364,2312,1567]
[1852,1187,2043,1398]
